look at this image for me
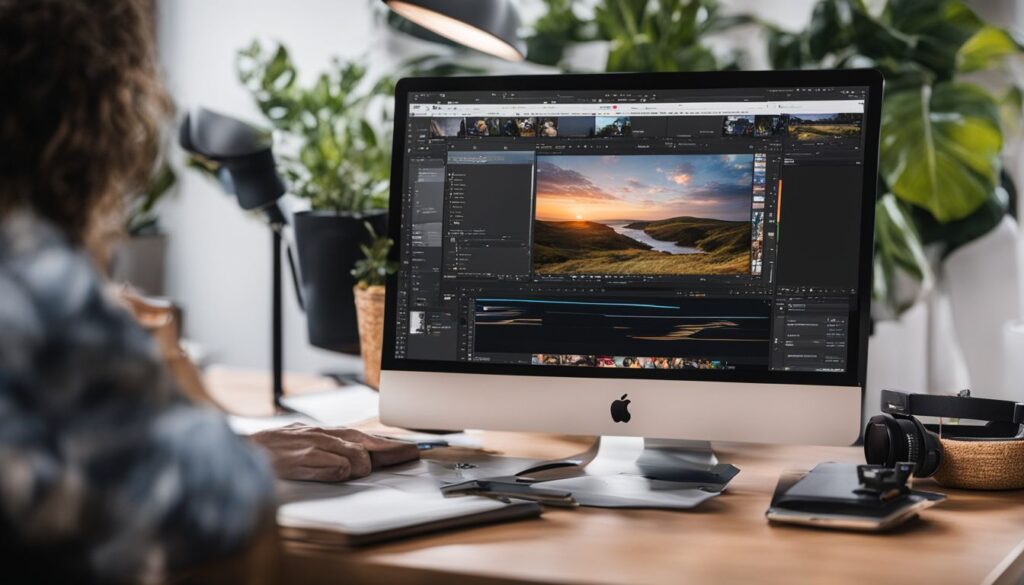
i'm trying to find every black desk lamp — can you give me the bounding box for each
[382,0,525,61]
[179,108,292,409]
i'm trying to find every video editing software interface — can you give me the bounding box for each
[394,85,869,374]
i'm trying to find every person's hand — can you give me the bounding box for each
[248,424,420,482]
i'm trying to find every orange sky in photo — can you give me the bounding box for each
[534,154,754,223]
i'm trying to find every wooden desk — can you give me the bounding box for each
[208,368,1024,585]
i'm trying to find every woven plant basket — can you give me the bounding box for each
[933,437,1024,490]
[354,284,386,390]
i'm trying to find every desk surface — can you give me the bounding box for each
[208,367,1024,585]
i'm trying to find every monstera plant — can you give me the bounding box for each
[763,0,1023,316]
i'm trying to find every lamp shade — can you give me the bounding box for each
[383,0,525,61]
[221,149,286,213]
[179,108,285,216]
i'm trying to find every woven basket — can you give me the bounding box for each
[353,285,386,390]
[933,437,1024,490]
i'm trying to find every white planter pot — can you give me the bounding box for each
[1002,320,1024,402]
[927,290,971,393]
[943,216,1022,400]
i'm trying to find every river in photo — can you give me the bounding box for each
[604,221,704,254]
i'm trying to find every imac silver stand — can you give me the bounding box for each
[515,436,739,509]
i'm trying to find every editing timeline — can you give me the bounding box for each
[395,87,868,374]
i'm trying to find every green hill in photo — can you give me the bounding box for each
[533,220,649,266]
[534,217,750,275]
[624,217,750,255]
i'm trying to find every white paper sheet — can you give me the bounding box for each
[279,384,381,427]
[227,413,313,435]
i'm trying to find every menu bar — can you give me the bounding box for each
[410,100,866,118]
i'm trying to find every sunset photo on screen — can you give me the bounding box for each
[533,154,755,275]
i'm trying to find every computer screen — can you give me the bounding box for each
[387,78,874,385]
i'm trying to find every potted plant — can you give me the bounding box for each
[351,223,397,389]
[110,161,176,295]
[236,42,479,353]
[237,42,394,353]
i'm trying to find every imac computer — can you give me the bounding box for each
[380,69,883,481]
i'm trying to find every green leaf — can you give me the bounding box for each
[877,195,930,279]
[524,0,590,66]
[360,120,378,149]
[766,29,807,69]
[352,221,395,286]
[144,163,177,207]
[858,56,935,90]
[957,25,1024,72]
[702,14,755,34]
[847,4,912,63]
[910,182,1008,256]
[806,0,855,61]
[884,0,983,77]
[267,46,297,92]
[873,194,933,314]
[126,161,178,235]
[880,82,1002,222]
[588,0,740,73]
[1000,85,1023,137]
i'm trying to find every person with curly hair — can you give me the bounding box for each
[0,1,417,581]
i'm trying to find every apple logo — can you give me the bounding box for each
[610,394,631,423]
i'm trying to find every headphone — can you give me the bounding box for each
[864,390,1024,489]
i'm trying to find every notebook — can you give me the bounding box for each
[276,473,541,547]
[766,462,945,531]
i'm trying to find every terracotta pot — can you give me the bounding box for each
[354,284,386,389]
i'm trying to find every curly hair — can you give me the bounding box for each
[0,0,172,246]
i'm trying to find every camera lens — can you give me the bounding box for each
[863,414,942,478]
[864,422,892,465]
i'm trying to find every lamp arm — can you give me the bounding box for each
[284,236,306,312]
[270,221,306,313]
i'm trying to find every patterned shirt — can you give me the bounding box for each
[0,212,274,582]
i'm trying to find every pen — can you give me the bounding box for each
[379,435,450,450]
[415,439,449,450]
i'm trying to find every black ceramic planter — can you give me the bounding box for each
[293,210,387,354]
